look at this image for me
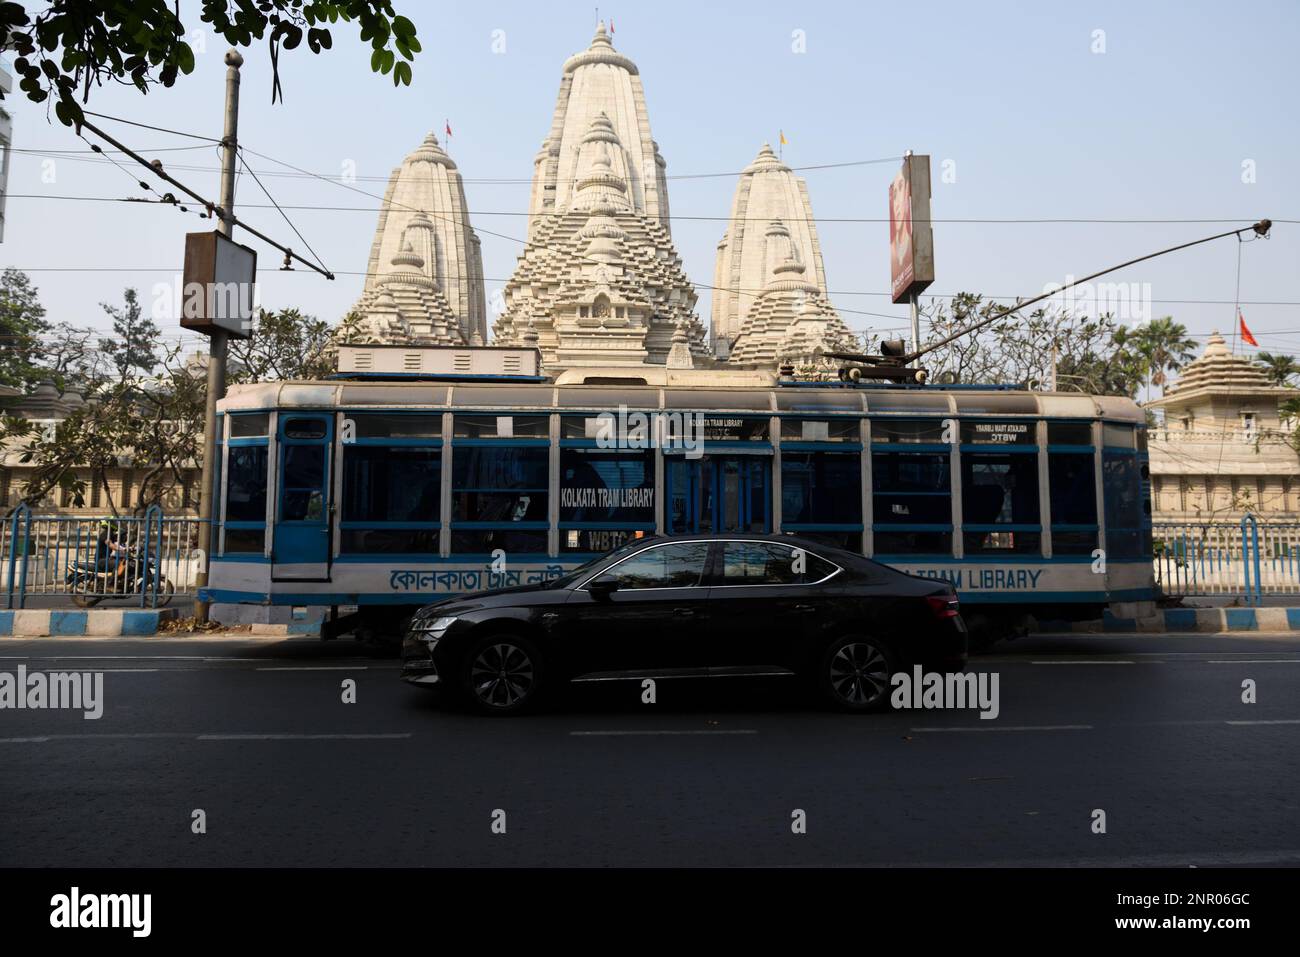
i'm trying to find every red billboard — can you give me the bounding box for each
[889,154,935,303]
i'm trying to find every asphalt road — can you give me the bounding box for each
[1,632,1298,867]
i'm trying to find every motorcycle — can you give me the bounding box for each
[65,547,175,608]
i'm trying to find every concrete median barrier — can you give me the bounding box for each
[0,608,178,637]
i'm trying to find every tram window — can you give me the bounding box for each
[961,452,1040,554]
[559,449,654,523]
[283,417,328,440]
[872,418,947,443]
[348,414,441,439]
[1102,423,1136,449]
[451,447,548,522]
[791,530,862,551]
[961,454,1039,523]
[872,452,951,524]
[1049,451,1098,555]
[223,528,265,553]
[781,452,862,524]
[340,447,441,555]
[1103,452,1145,559]
[779,418,860,442]
[561,414,657,443]
[1049,453,1097,524]
[453,414,548,438]
[1048,421,1093,446]
[451,528,548,554]
[873,530,952,555]
[225,446,268,522]
[229,413,269,438]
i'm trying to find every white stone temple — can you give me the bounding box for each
[348,132,487,345]
[711,143,854,365]
[345,23,852,375]
[493,25,710,369]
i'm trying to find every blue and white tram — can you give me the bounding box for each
[202,376,1155,641]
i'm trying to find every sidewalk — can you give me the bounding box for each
[1040,606,1300,634]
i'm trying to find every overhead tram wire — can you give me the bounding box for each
[896,220,1276,366]
[9,167,1297,228]
[81,111,223,143]
[235,148,331,275]
[73,116,335,280]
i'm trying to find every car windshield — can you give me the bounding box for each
[543,537,659,589]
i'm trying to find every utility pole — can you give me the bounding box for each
[194,49,243,622]
[909,293,920,367]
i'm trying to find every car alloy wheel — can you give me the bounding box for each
[826,638,893,711]
[467,639,538,712]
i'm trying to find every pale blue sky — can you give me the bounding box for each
[3,0,1298,361]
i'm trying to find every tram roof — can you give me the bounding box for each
[217,380,1143,423]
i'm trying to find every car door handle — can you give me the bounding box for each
[673,608,696,618]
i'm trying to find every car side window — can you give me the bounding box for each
[602,542,710,589]
[721,542,836,585]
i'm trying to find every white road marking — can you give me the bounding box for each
[569,729,758,736]
[1030,660,1136,665]
[255,666,367,671]
[0,731,412,743]
[1225,719,1300,726]
[1208,659,1300,664]
[911,724,1094,732]
[196,733,411,741]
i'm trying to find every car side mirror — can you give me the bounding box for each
[588,575,620,600]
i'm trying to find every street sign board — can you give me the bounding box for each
[181,231,258,338]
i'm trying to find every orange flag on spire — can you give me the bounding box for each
[1239,310,1258,347]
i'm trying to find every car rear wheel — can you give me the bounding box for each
[460,634,544,716]
[818,635,896,712]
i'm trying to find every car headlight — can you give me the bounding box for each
[412,615,458,636]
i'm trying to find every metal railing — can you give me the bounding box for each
[1152,517,1300,603]
[2,504,204,609]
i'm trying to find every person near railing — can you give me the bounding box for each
[94,521,130,590]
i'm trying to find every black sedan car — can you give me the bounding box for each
[402,534,966,715]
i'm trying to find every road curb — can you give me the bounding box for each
[0,608,178,637]
[1039,607,1300,634]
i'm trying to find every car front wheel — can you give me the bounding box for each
[460,634,544,715]
[818,635,896,713]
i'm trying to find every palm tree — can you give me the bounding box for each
[1255,351,1300,386]
[1122,317,1198,402]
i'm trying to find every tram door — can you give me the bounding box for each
[272,414,334,581]
[667,455,770,534]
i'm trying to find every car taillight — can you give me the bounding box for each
[926,595,960,619]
